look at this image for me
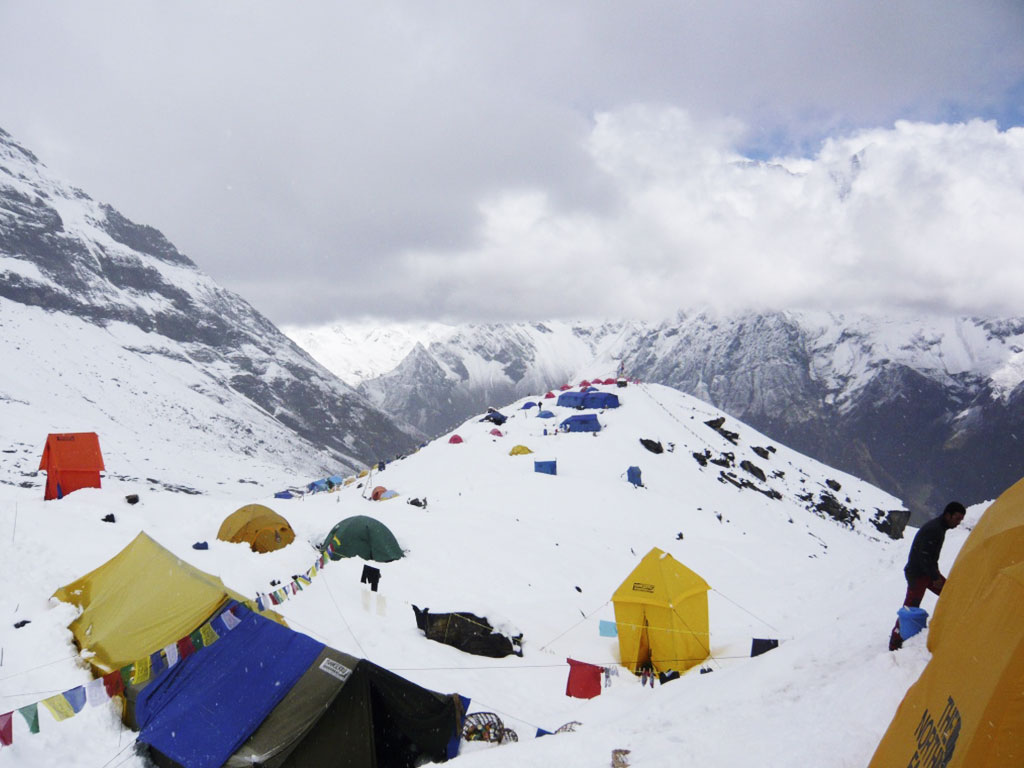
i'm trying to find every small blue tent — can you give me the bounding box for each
[534,460,557,475]
[556,391,586,408]
[536,410,555,419]
[560,414,602,433]
[274,490,294,499]
[521,401,537,410]
[307,479,329,493]
[327,474,344,487]
[583,391,620,409]
[627,466,643,487]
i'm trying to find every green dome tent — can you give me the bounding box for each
[322,515,403,562]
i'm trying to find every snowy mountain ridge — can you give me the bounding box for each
[287,311,1024,520]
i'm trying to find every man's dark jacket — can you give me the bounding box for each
[904,515,949,581]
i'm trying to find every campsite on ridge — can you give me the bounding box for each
[2,373,986,767]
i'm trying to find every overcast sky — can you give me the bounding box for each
[2,1,1023,327]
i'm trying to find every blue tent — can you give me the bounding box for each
[136,606,324,768]
[534,460,557,475]
[307,479,329,493]
[274,490,294,499]
[582,386,598,392]
[627,466,643,487]
[560,414,602,433]
[583,391,620,409]
[521,401,537,410]
[536,410,555,419]
[136,605,463,768]
[481,411,507,426]
[556,391,586,408]
[327,474,344,487]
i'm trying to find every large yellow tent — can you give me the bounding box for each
[927,477,1024,652]
[53,531,282,674]
[612,547,710,674]
[868,558,1024,766]
[217,503,295,553]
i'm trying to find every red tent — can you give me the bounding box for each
[38,432,105,500]
[579,380,591,388]
[565,657,602,699]
[559,384,572,391]
[371,485,387,501]
[489,428,503,437]
[603,378,616,385]
[448,434,464,444]
[544,391,556,398]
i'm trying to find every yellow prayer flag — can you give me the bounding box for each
[199,622,220,647]
[132,655,152,685]
[41,694,76,722]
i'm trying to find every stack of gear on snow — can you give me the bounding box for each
[412,605,523,658]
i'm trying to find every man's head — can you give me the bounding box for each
[943,501,967,528]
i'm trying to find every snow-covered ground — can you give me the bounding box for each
[0,382,984,766]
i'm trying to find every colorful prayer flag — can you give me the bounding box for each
[164,642,180,668]
[189,629,205,650]
[120,665,133,689]
[221,608,241,631]
[599,620,618,637]
[199,622,219,647]
[0,711,13,747]
[177,635,197,660]
[41,694,75,722]
[85,678,108,707]
[102,670,124,699]
[150,650,165,677]
[131,656,152,685]
[63,686,86,713]
[18,704,39,734]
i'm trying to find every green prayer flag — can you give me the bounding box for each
[18,703,39,734]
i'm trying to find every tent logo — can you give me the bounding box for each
[910,696,960,767]
[319,658,352,682]
[631,582,655,593]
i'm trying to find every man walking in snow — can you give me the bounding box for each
[889,501,966,651]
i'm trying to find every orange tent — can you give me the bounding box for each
[39,432,105,500]
[371,486,387,501]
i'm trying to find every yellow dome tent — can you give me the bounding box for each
[612,547,710,675]
[53,531,283,675]
[217,503,295,553]
[869,479,1024,767]
[509,445,533,456]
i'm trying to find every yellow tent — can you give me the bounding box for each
[612,547,710,674]
[927,477,1024,652]
[217,503,295,553]
[509,445,533,456]
[868,558,1024,766]
[53,531,282,674]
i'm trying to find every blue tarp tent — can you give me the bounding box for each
[583,391,619,409]
[327,474,344,488]
[627,466,642,487]
[534,460,557,475]
[307,479,329,493]
[481,412,507,426]
[560,414,602,433]
[274,490,294,499]
[537,410,555,419]
[136,606,323,768]
[556,391,586,408]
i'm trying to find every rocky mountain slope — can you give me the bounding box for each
[0,127,419,491]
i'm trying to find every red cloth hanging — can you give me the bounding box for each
[565,658,603,699]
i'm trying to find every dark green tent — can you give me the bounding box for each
[323,515,403,562]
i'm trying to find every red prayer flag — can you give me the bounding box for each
[103,669,124,698]
[0,711,13,747]
[177,635,197,660]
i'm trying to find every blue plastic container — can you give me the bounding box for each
[898,606,929,640]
